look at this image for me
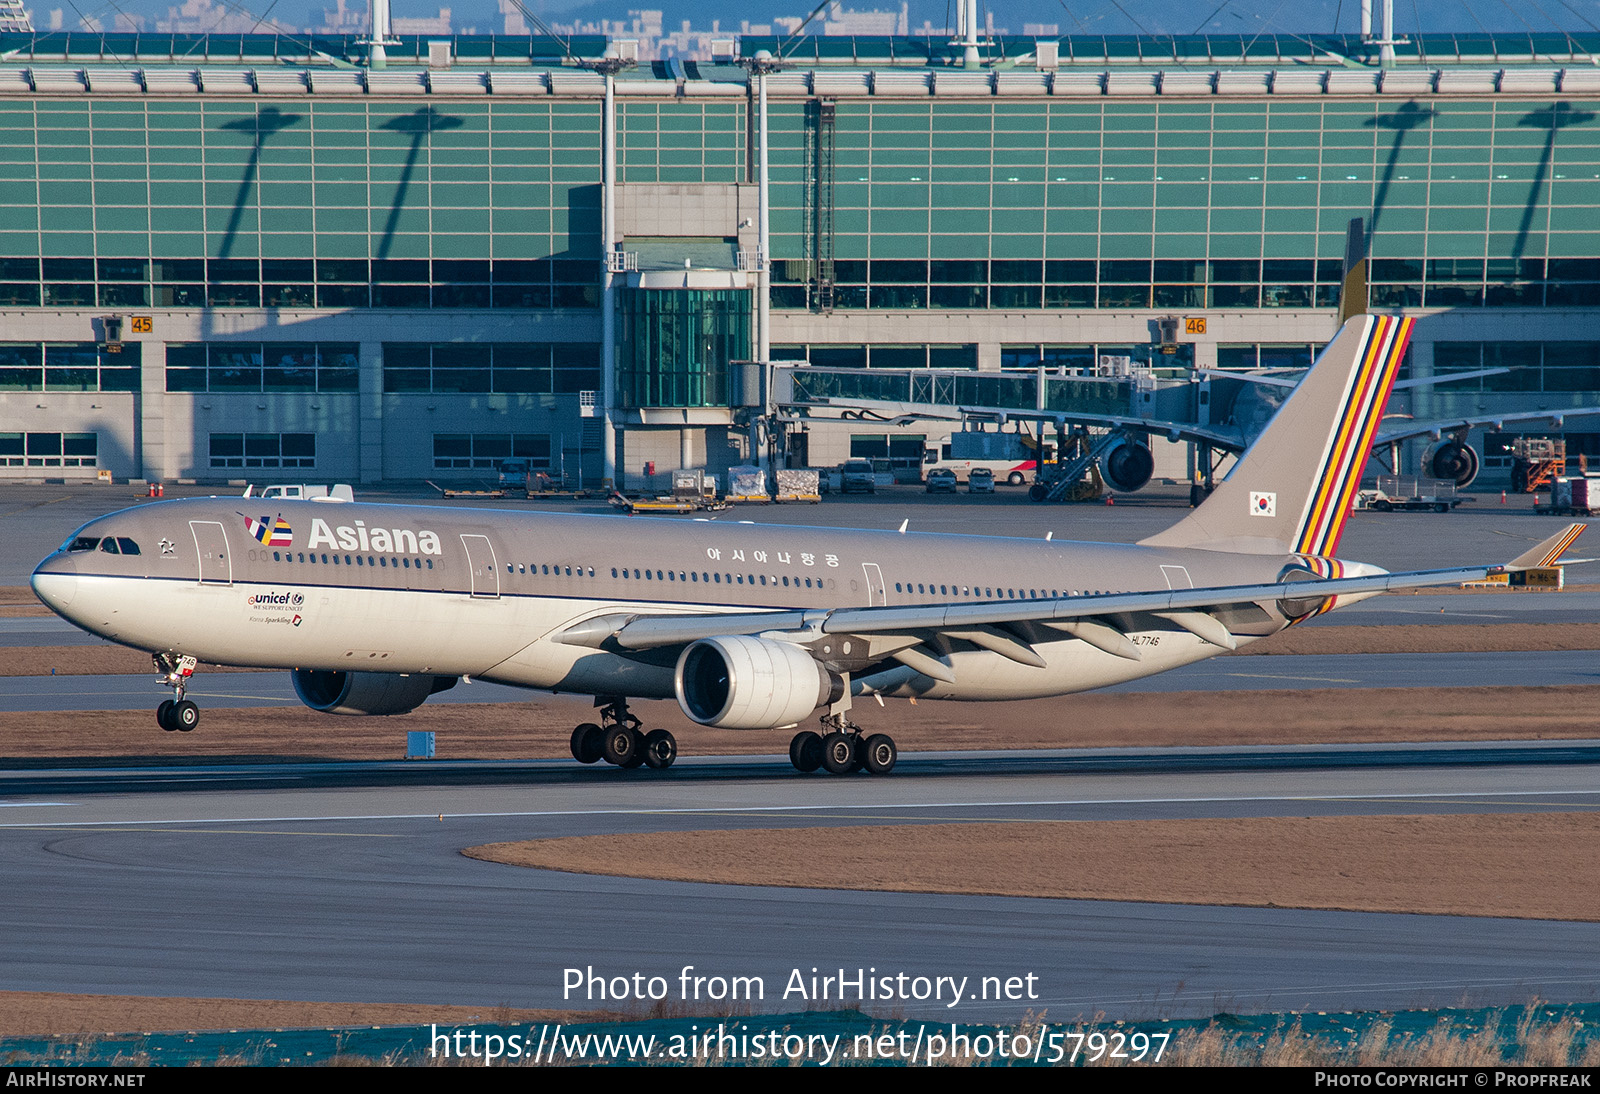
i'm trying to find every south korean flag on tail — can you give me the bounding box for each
[1249,491,1277,518]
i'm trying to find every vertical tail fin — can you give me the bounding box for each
[1142,313,1413,555]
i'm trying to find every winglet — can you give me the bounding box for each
[1508,523,1587,569]
[1336,216,1369,328]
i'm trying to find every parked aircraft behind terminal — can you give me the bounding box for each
[30,314,1584,775]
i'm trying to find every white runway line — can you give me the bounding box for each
[5,786,1600,828]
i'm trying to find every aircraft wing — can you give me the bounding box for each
[1377,407,1600,445]
[785,397,1249,451]
[570,564,1497,656]
[559,524,1587,668]
[958,410,1246,451]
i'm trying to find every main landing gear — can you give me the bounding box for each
[789,712,897,776]
[153,653,200,732]
[568,697,676,771]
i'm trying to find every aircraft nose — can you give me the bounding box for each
[30,553,78,614]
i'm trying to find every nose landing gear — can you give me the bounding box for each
[153,653,200,732]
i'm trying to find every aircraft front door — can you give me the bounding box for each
[862,562,886,606]
[190,521,231,585]
[460,534,500,598]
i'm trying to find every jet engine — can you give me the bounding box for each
[675,636,844,730]
[1423,440,1480,488]
[1101,438,1155,493]
[291,669,458,716]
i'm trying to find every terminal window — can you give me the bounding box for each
[167,343,358,393]
[209,433,316,470]
[0,432,97,468]
[433,433,553,471]
[0,343,140,392]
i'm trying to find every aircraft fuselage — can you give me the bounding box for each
[30,496,1343,707]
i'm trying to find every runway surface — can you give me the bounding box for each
[3,743,1600,1022]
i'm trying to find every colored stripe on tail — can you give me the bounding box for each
[1294,315,1413,558]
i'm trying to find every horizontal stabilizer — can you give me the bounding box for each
[1507,523,1587,570]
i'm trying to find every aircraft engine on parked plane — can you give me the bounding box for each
[1102,438,1156,493]
[291,669,458,716]
[1423,440,1481,488]
[675,635,845,730]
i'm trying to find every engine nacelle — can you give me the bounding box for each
[1102,439,1155,493]
[292,669,457,716]
[675,635,842,730]
[1424,440,1480,488]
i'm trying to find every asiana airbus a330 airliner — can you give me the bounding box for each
[30,313,1585,776]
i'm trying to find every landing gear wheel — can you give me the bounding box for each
[821,731,857,775]
[861,733,897,775]
[602,725,639,766]
[642,729,677,770]
[171,700,199,732]
[157,699,175,731]
[620,729,647,769]
[570,723,603,764]
[789,730,824,773]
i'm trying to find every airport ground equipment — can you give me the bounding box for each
[727,465,772,503]
[1535,475,1600,516]
[609,469,729,513]
[1028,428,1130,502]
[1511,438,1567,493]
[774,468,821,503]
[1356,476,1468,513]
[428,480,508,498]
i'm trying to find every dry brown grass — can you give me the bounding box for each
[5,683,1600,764]
[0,991,610,1038]
[467,813,1600,922]
[1161,1008,1600,1067]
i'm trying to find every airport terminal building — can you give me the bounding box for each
[2,29,1599,487]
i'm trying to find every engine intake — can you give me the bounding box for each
[1425,440,1480,488]
[292,669,457,716]
[675,636,842,730]
[1102,439,1155,493]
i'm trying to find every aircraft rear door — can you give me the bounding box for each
[461,534,500,598]
[190,521,231,585]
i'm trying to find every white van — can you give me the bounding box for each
[250,483,355,502]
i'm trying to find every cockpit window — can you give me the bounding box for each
[99,538,120,555]
[116,538,140,555]
[67,536,99,553]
